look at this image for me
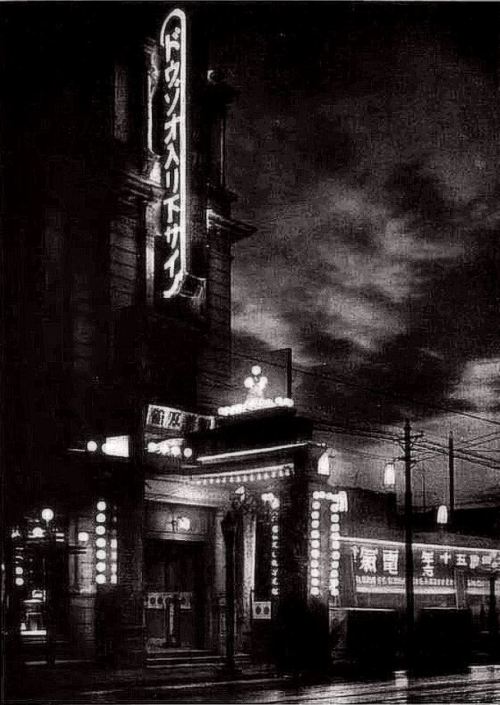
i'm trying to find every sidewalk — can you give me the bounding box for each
[7,651,499,703]
[4,657,286,703]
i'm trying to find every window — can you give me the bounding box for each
[114,64,129,142]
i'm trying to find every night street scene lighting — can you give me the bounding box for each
[3,2,500,703]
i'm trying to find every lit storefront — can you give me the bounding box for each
[341,535,498,613]
[9,363,500,665]
[82,364,500,663]
[11,511,70,648]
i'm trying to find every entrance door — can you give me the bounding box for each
[145,540,205,650]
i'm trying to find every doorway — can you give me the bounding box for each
[145,540,205,650]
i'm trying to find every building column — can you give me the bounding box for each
[274,450,332,673]
[67,515,96,658]
[280,472,311,604]
[238,512,256,653]
[273,470,311,672]
[112,491,145,666]
[212,509,226,653]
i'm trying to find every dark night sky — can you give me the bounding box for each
[4,2,500,505]
[207,2,500,503]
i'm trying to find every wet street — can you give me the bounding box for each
[85,665,500,703]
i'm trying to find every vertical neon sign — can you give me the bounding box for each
[159,9,187,299]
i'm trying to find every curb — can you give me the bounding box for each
[82,674,291,697]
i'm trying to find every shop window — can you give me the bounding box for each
[13,517,70,640]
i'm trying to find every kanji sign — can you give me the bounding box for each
[382,549,399,575]
[349,538,500,594]
[421,550,435,578]
[146,404,215,434]
[359,546,378,574]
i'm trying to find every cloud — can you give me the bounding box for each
[218,5,500,462]
[451,359,500,412]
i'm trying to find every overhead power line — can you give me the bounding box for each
[198,365,500,472]
[200,366,500,463]
[457,430,500,446]
[207,342,500,428]
[412,439,500,472]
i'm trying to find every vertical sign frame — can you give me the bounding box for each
[159,8,187,299]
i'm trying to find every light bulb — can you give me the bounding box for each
[41,508,54,522]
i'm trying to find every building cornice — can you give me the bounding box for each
[145,474,228,507]
[207,208,256,243]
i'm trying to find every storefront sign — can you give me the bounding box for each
[159,9,187,299]
[467,578,494,596]
[145,591,192,610]
[252,601,272,620]
[345,538,499,594]
[146,404,215,433]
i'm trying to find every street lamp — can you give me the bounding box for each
[41,508,54,523]
[436,505,448,527]
[41,508,55,665]
[383,462,396,490]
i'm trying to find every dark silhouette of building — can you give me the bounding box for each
[3,3,254,664]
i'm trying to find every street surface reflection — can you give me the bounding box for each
[86,664,500,703]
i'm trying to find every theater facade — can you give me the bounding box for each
[5,5,499,669]
[11,373,499,664]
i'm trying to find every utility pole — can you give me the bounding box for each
[489,573,498,658]
[285,348,292,399]
[404,419,415,668]
[396,418,423,671]
[448,431,455,523]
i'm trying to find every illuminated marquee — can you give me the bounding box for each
[159,9,187,298]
